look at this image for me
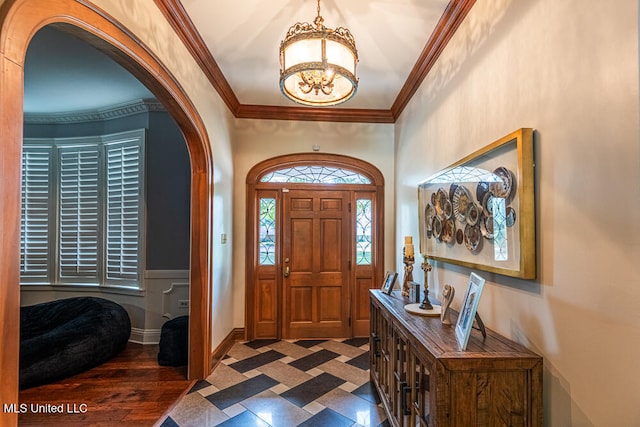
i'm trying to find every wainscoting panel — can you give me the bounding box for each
[143,270,190,343]
[162,281,190,319]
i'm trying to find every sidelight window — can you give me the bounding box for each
[356,199,372,265]
[258,198,276,265]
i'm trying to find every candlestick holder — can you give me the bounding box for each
[419,255,434,310]
[403,253,441,317]
[401,248,414,298]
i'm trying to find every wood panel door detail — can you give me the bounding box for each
[283,190,350,338]
[246,153,385,341]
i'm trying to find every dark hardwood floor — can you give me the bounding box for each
[18,342,194,426]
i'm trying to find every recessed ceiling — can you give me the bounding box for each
[181,0,450,110]
[23,1,469,120]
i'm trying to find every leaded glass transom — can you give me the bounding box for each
[261,166,371,184]
[259,198,276,265]
[356,199,372,265]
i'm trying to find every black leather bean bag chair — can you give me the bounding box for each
[19,297,131,389]
[158,315,189,367]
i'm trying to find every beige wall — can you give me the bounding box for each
[89,0,236,351]
[232,119,395,327]
[9,0,640,423]
[395,0,640,425]
[85,0,640,423]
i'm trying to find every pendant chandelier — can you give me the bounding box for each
[279,0,359,107]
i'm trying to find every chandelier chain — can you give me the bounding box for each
[314,0,324,29]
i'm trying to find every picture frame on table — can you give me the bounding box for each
[417,128,536,279]
[381,271,398,295]
[455,272,486,350]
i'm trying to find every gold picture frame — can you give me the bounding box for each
[418,128,535,279]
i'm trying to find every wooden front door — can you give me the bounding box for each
[282,189,350,338]
[246,153,385,341]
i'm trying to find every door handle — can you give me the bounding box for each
[284,266,290,277]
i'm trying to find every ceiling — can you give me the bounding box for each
[24,0,474,122]
[24,27,154,115]
[180,0,449,110]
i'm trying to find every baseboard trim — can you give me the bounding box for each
[129,327,162,344]
[209,328,245,374]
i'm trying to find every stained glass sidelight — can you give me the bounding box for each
[259,198,276,265]
[261,166,371,184]
[356,199,372,265]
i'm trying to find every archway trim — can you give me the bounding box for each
[247,153,385,186]
[0,0,214,414]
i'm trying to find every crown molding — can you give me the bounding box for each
[391,0,476,119]
[24,98,166,124]
[236,104,394,124]
[153,0,240,115]
[154,0,475,124]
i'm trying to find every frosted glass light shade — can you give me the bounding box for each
[279,23,358,106]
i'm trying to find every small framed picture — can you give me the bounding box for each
[455,272,486,350]
[409,281,421,303]
[381,271,398,295]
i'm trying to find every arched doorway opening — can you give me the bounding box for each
[0,0,213,410]
[245,153,385,340]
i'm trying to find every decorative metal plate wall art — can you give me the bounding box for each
[418,129,536,279]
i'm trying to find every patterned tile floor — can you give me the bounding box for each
[161,338,388,427]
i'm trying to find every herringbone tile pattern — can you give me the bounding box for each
[162,339,388,427]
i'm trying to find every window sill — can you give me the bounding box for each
[20,284,145,297]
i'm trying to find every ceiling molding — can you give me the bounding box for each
[24,98,165,124]
[154,0,475,124]
[236,104,394,124]
[391,0,477,119]
[153,0,240,115]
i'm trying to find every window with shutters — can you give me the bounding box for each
[104,135,144,285]
[20,129,145,289]
[20,146,54,281]
[58,143,101,282]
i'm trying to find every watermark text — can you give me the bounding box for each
[3,403,88,414]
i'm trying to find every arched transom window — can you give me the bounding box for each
[260,165,371,184]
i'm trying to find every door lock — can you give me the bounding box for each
[284,266,290,277]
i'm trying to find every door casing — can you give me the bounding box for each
[245,153,385,340]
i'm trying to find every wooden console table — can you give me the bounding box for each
[370,290,542,426]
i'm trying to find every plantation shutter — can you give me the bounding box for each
[57,145,101,281]
[20,145,53,281]
[21,130,145,289]
[104,132,144,285]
